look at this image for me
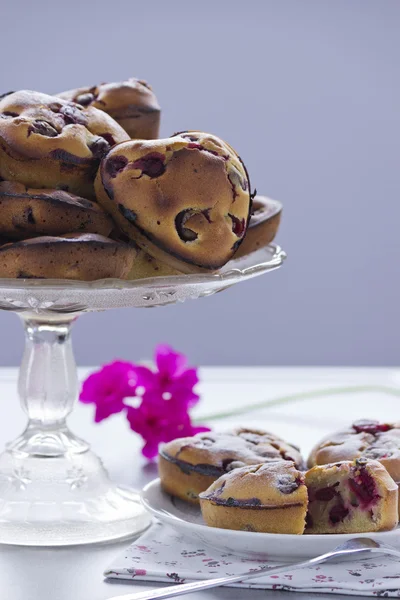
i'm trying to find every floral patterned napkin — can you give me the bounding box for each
[105,522,400,596]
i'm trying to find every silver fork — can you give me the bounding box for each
[107,538,400,600]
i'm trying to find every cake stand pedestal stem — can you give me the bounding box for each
[8,315,88,457]
[0,312,151,546]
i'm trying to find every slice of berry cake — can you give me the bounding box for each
[199,461,308,534]
[305,458,398,534]
[307,419,400,517]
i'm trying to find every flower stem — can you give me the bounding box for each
[196,385,400,423]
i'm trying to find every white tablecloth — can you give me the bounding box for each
[0,366,399,600]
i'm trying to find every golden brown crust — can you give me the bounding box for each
[58,78,160,140]
[0,233,136,280]
[0,90,129,198]
[0,181,113,239]
[95,131,252,273]
[200,503,307,534]
[159,428,303,504]
[305,459,398,534]
[234,196,282,258]
[199,462,308,534]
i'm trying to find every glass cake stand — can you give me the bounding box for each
[0,243,285,546]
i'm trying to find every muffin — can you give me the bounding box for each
[199,462,308,534]
[308,419,400,514]
[58,78,160,140]
[0,233,136,280]
[95,131,252,273]
[305,458,398,534]
[0,90,129,198]
[0,181,113,239]
[234,196,282,258]
[158,427,303,503]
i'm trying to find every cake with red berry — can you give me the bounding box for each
[158,427,303,504]
[308,419,400,514]
[0,90,129,198]
[305,458,398,534]
[94,131,252,273]
[199,461,308,534]
[58,78,160,140]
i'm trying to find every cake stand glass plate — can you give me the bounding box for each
[0,243,285,546]
[141,478,400,561]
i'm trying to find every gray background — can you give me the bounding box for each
[1,0,399,366]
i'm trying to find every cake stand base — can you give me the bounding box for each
[0,446,151,546]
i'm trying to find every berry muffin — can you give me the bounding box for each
[0,181,113,239]
[58,78,160,140]
[158,427,303,503]
[234,196,282,259]
[308,419,400,514]
[199,462,308,534]
[305,458,398,534]
[0,234,136,280]
[95,131,252,273]
[0,90,129,198]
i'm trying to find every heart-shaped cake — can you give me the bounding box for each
[94,131,252,273]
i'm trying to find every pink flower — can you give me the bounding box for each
[127,401,209,459]
[79,345,209,459]
[135,344,200,409]
[79,361,137,423]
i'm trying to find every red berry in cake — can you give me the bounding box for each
[352,420,392,435]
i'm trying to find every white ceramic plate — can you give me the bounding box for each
[141,479,400,560]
